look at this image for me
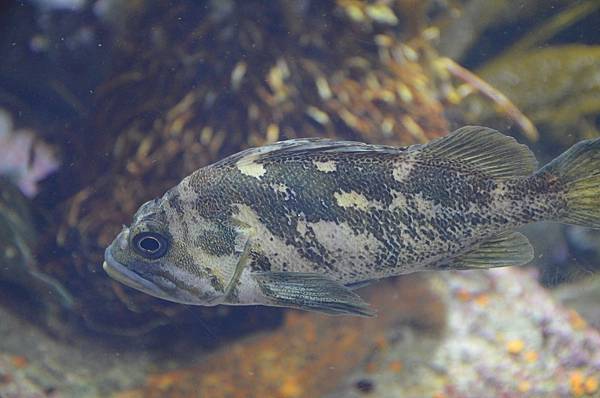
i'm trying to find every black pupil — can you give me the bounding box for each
[139,236,160,253]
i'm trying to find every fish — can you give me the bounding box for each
[103,126,600,316]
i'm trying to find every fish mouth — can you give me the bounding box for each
[103,247,167,299]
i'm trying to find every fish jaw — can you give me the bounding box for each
[103,245,170,300]
[103,237,229,306]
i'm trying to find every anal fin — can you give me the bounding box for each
[254,272,375,317]
[453,232,534,269]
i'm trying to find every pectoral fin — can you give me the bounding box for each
[253,272,376,317]
[345,279,377,290]
[453,232,534,269]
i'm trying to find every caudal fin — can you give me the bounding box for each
[538,138,600,228]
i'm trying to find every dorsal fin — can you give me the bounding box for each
[212,138,403,168]
[419,126,538,178]
[212,127,537,178]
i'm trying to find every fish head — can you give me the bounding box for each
[103,194,247,306]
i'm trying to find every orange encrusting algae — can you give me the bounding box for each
[279,376,303,398]
[387,361,403,373]
[474,294,490,307]
[506,339,525,355]
[524,350,539,363]
[584,376,598,395]
[568,310,588,331]
[517,381,531,393]
[455,288,472,302]
[9,356,28,369]
[571,371,585,397]
[569,371,599,397]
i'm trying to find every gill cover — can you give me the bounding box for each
[196,220,253,303]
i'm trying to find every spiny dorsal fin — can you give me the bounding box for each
[212,138,402,168]
[419,126,538,178]
[453,231,534,269]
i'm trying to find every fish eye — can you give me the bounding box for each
[132,232,169,259]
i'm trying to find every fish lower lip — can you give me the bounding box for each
[103,248,165,297]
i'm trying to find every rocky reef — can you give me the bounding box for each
[1,269,599,397]
[331,269,600,398]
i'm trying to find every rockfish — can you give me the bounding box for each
[103,126,600,316]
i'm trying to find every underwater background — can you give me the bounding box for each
[0,0,599,397]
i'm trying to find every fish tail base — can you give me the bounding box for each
[538,138,600,228]
[561,175,600,228]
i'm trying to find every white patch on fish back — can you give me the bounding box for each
[235,149,269,179]
[491,183,513,213]
[173,176,198,203]
[413,194,438,218]
[392,161,414,182]
[334,190,371,210]
[296,218,308,236]
[270,182,288,193]
[313,160,337,173]
[237,160,266,179]
[270,182,295,201]
[389,190,407,210]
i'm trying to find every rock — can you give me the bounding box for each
[0,275,444,398]
[0,177,73,321]
[329,268,600,398]
[0,108,59,198]
[0,302,153,398]
[2,265,599,397]
[0,353,51,398]
[554,275,600,330]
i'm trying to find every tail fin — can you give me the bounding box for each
[538,138,600,228]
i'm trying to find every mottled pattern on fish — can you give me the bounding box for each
[104,126,600,315]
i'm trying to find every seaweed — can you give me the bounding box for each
[34,0,452,337]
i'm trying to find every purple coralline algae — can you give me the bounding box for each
[0,108,59,198]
